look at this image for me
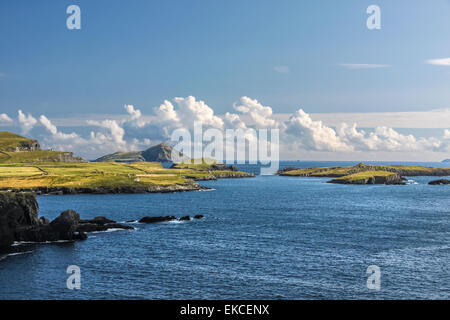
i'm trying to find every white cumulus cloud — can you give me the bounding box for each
[233,97,279,129]
[0,113,12,123]
[285,109,351,151]
[18,110,37,134]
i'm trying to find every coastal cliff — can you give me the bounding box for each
[0,192,39,250]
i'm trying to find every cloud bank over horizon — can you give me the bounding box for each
[1,96,449,161]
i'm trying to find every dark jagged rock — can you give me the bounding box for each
[50,210,81,239]
[429,179,450,185]
[138,216,176,223]
[0,192,39,250]
[0,192,132,253]
[77,216,133,232]
[14,209,83,243]
[178,216,190,221]
[194,215,204,219]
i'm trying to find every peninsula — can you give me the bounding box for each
[0,132,253,194]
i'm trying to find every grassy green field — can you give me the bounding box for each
[0,150,78,163]
[331,170,397,182]
[0,161,251,190]
[280,166,353,177]
[0,132,251,191]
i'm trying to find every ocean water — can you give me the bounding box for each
[0,161,449,299]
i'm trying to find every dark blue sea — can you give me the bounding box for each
[1,161,449,299]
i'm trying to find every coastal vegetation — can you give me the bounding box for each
[0,131,84,163]
[0,161,253,193]
[279,163,450,185]
[0,132,253,193]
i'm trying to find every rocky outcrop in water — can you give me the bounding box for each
[14,209,88,243]
[138,215,204,224]
[77,216,134,232]
[428,179,450,185]
[0,192,132,253]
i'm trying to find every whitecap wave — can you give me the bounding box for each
[1,250,34,261]
[12,240,72,246]
[90,227,135,233]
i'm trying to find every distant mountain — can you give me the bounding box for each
[443,159,450,163]
[0,131,85,163]
[92,151,145,163]
[93,143,187,163]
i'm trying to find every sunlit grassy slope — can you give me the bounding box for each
[331,171,397,182]
[0,161,251,190]
[0,132,35,151]
[280,163,450,178]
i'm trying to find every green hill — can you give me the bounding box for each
[0,131,40,152]
[0,131,85,164]
[94,143,187,163]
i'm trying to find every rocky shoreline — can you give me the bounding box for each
[328,173,406,185]
[0,192,205,254]
[0,183,209,195]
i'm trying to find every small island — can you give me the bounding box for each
[278,163,450,185]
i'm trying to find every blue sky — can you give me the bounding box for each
[1,0,450,116]
[0,0,450,160]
